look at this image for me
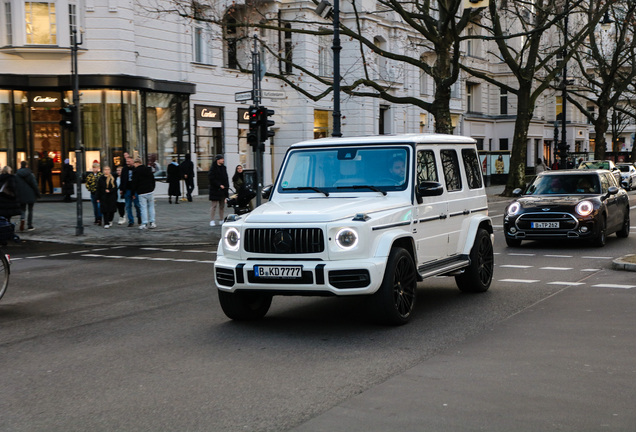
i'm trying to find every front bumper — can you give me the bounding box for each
[214,256,387,296]
[504,213,597,240]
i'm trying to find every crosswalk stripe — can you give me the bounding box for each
[540,267,573,271]
[582,256,614,259]
[544,255,573,258]
[548,282,585,286]
[498,279,539,283]
[592,284,635,289]
[500,265,533,268]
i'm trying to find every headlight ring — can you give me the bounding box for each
[507,202,521,216]
[224,227,240,251]
[576,200,594,216]
[335,228,358,250]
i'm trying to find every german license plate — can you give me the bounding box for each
[531,222,559,228]
[254,265,303,279]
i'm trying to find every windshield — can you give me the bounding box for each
[526,174,600,195]
[618,166,632,173]
[277,146,410,195]
[579,161,609,170]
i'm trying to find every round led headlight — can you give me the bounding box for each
[335,228,358,250]
[224,227,240,251]
[576,200,594,216]
[507,202,521,216]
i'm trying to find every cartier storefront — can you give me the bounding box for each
[0,74,195,196]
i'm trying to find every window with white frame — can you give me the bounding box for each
[193,25,212,64]
[284,23,292,74]
[451,80,461,99]
[4,2,12,45]
[419,71,428,95]
[68,3,77,45]
[25,2,57,45]
[500,88,508,115]
[318,33,332,77]
[466,27,474,57]
[466,83,474,111]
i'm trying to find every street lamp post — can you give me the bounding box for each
[315,0,342,137]
[71,29,84,236]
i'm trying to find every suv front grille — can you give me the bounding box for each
[244,228,325,254]
[216,268,235,287]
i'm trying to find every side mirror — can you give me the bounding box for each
[417,181,444,197]
[512,188,522,197]
[621,181,629,189]
[606,186,619,198]
[262,184,273,200]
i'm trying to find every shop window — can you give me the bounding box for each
[314,109,332,138]
[4,2,12,46]
[25,2,57,45]
[196,126,222,172]
[79,90,103,171]
[0,90,11,166]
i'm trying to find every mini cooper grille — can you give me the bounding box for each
[244,228,325,254]
[216,268,235,287]
[517,213,578,230]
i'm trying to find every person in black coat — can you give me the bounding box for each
[131,158,157,229]
[179,153,195,202]
[61,159,75,202]
[0,166,22,222]
[167,159,181,204]
[97,166,119,228]
[208,154,229,226]
[15,161,41,231]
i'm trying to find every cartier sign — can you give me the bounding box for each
[238,108,250,124]
[33,96,58,103]
[195,105,222,122]
[31,92,62,107]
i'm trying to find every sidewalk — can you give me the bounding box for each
[15,186,512,246]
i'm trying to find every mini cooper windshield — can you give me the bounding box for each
[525,174,600,195]
[277,146,410,194]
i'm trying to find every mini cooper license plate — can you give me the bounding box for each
[531,222,559,228]
[254,265,303,279]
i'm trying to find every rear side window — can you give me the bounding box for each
[461,148,483,189]
[599,174,610,193]
[417,150,438,184]
[440,149,462,191]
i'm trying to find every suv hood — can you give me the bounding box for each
[244,197,408,223]
[518,195,598,209]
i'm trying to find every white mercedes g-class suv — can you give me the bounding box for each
[214,134,494,325]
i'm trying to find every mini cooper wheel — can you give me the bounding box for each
[456,228,494,293]
[505,236,522,247]
[369,247,417,326]
[218,290,273,321]
[616,211,630,238]
[592,216,607,247]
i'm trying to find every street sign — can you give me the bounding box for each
[259,90,286,100]
[235,90,253,102]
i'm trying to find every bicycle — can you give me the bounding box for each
[0,217,20,301]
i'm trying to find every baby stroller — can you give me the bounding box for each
[227,186,256,215]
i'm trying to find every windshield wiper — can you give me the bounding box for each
[336,185,387,196]
[284,187,330,196]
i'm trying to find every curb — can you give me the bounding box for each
[611,255,636,272]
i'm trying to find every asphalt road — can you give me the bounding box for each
[0,192,635,432]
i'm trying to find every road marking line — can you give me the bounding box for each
[173,259,196,262]
[631,205,636,209]
[182,250,208,253]
[90,248,108,251]
[540,267,573,271]
[548,282,586,286]
[11,257,22,260]
[49,253,70,256]
[25,255,46,259]
[544,255,573,258]
[493,252,501,255]
[500,265,533,268]
[196,260,216,264]
[103,255,125,259]
[592,284,635,289]
[72,251,86,254]
[129,256,150,260]
[140,247,161,250]
[581,269,601,272]
[160,249,179,252]
[582,256,613,259]
[508,253,535,256]
[81,254,104,257]
[499,279,540,283]
[148,257,171,261]
[110,246,126,249]
[493,225,503,228]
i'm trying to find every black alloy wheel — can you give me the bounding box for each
[456,228,494,293]
[617,211,630,238]
[592,215,607,247]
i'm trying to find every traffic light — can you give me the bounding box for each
[247,105,259,148]
[59,105,76,131]
[258,107,275,140]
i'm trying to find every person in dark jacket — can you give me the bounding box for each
[38,144,54,194]
[14,161,41,231]
[86,162,103,225]
[61,159,75,202]
[97,166,118,229]
[0,166,22,222]
[208,154,229,226]
[167,158,181,204]
[131,158,156,230]
[120,154,142,227]
[179,153,195,202]
[232,164,253,211]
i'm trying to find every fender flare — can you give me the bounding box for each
[460,215,493,255]
[374,230,417,261]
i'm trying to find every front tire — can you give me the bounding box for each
[616,211,630,238]
[456,229,494,293]
[368,247,417,326]
[218,290,272,321]
[0,254,9,301]
[592,216,607,247]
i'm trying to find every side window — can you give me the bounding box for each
[417,150,439,184]
[599,174,610,193]
[440,149,462,191]
[461,148,483,189]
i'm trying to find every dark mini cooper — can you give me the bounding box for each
[504,170,631,247]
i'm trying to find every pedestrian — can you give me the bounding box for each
[167,158,181,204]
[566,157,574,169]
[0,166,21,223]
[97,166,118,229]
[232,164,253,211]
[61,158,75,202]
[86,162,103,225]
[37,144,54,194]
[14,161,41,231]
[115,166,126,225]
[179,153,195,202]
[208,154,229,226]
[131,157,156,230]
[535,158,548,174]
[120,155,142,227]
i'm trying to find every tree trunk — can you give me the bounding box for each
[502,87,533,196]
[431,43,454,135]
[593,107,609,160]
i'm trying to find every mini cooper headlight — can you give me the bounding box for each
[507,202,521,216]
[335,228,358,250]
[224,227,240,251]
[576,200,594,216]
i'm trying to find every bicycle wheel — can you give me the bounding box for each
[0,253,10,301]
